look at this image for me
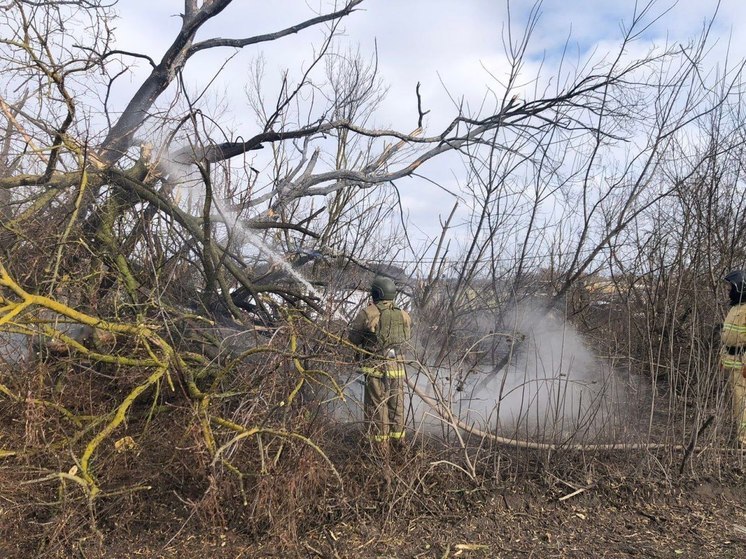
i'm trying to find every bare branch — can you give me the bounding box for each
[186,0,365,56]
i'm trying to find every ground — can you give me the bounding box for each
[109,486,746,558]
[5,454,745,559]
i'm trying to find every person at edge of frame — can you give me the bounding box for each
[721,269,746,447]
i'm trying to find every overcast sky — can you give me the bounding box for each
[110,1,745,249]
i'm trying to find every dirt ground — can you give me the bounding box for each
[105,485,746,559]
[159,489,746,558]
[5,453,746,559]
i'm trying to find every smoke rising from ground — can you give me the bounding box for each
[454,300,645,442]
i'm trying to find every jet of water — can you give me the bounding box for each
[211,199,349,322]
[159,155,348,322]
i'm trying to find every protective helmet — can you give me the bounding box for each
[371,276,397,301]
[724,269,746,305]
[725,270,746,290]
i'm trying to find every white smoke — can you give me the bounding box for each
[459,300,638,442]
[333,298,648,445]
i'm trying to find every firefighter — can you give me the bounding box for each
[721,269,746,446]
[348,276,412,453]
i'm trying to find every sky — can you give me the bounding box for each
[112,0,746,123]
[109,0,746,251]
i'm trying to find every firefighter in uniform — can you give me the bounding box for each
[721,270,746,446]
[348,276,412,452]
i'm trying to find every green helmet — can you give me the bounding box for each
[371,276,397,301]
